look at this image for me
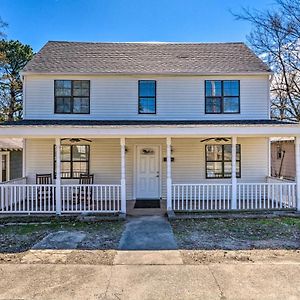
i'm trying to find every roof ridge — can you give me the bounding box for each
[46,40,246,45]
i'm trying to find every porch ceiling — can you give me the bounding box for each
[0,119,299,138]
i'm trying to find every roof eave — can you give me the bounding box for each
[20,71,273,77]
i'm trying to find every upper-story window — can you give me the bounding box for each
[205,80,240,114]
[138,80,156,114]
[54,80,90,114]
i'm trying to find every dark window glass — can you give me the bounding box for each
[1,155,7,182]
[206,144,241,179]
[223,80,239,96]
[55,80,90,114]
[54,145,90,179]
[205,80,240,114]
[55,97,71,113]
[205,97,222,113]
[138,80,156,114]
[205,81,222,97]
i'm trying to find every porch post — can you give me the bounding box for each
[120,137,126,214]
[55,138,61,215]
[295,136,300,212]
[231,136,237,209]
[166,137,172,211]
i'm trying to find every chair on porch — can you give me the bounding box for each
[36,173,53,185]
[73,174,94,209]
[35,173,54,210]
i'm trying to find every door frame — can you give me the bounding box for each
[133,144,162,200]
[0,151,10,183]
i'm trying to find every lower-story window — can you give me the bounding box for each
[205,144,241,179]
[54,145,90,179]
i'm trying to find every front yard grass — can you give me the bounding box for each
[171,217,300,250]
[0,219,125,253]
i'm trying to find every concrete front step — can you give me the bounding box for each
[127,208,166,216]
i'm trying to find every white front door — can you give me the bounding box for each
[136,145,160,199]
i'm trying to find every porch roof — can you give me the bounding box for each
[0,119,299,138]
[0,119,295,127]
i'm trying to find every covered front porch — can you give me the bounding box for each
[0,121,299,215]
[0,138,299,215]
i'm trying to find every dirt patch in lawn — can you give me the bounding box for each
[0,220,124,264]
[180,249,300,264]
[171,217,300,250]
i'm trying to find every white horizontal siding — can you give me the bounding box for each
[24,75,270,120]
[171,137,268,184]
[25,137,268,200]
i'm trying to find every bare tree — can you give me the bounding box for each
[233,0,300,122]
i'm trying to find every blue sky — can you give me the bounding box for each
[2,0,276,52]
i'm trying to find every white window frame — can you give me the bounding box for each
[0,151,10,183]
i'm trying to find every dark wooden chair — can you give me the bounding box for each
[36,173,53,184]
[79,174,94,185]
[35,174,54,210]
[74,174,94,208]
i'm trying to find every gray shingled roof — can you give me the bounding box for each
[22,41,271,74]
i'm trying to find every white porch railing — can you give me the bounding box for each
[0,184,56,213]
[237,183,296,210]
[172,184,232,211]
[1,177,27,185]
[0,182,121,214]
[172,182,297,211]
[61,184,121,213]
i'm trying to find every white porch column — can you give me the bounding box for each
[295,136,300,212]
[55,138,61,215]
[166,137,172,211]
[120,137,126,214]
[231,136,237,209]
[22,139,26,178]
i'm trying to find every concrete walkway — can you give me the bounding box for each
[32,231,86,250]
[118,216,178,251]
[1,263,299,299]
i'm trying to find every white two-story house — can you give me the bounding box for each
[0,41,299,215]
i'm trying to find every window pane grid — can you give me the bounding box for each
[205,80,240,114]
[54,145,90,179]
[55,80,90,114]
[206,144,241,179]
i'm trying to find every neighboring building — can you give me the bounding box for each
[0,41,299,214]
[0,139,23,182]
[271,138,295,180]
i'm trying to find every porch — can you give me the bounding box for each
[0,135,299,215]
[0,179,297,214]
